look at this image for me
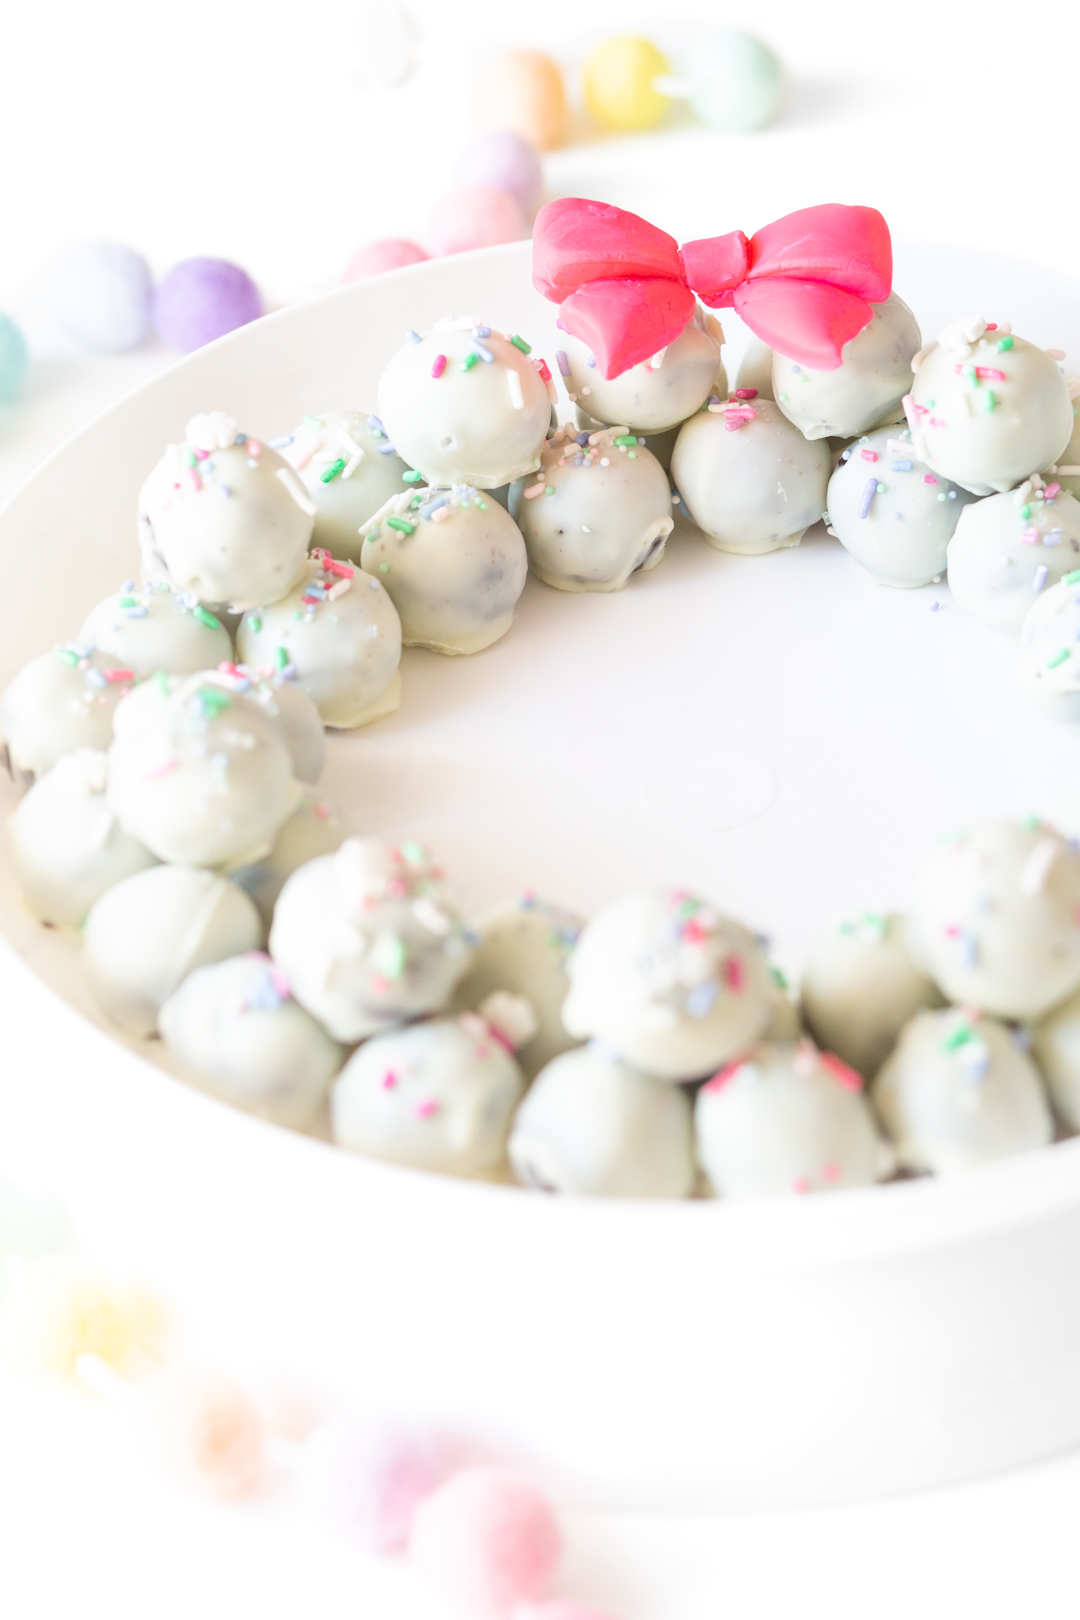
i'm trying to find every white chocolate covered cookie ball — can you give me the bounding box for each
[449,893,583,1078]
[735,338,774,402]
[243,671,325,784]
[555,306,726,433]
[508,1044,695,1198]
[360,485,527,655]
[671,397,830,555]
[905,319,1073,496]
[159,952,343,1130]
[800,912,944,1080]
[331,1013,524,1177]
[562,890,771,1081]
[510,423,673,592]
[279,410,413,563]
[948,479,1080,636]
[1030,985,1080,1131]
[7,749,156,928]
[1048,403,1080,499]
[269,837,473,1042]
[826,428,976,588]
[695,1040,895,1199]
[773,293,920,441]
[873,1007,1052,1174]
[0,644,136,788]
[231,794,352,929]
[106,672,297,869]
[378,320,551,489]
[80,582,233,676]
[237,552,401,728]
[912,820,1080,1020]
[83,864,262,1037]
[1018,570,1080,721]
[138,412,315,607]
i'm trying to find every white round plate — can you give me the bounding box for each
[2,240,1080,1510]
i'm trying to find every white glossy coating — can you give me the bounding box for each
[1018,574,1080,721]
[773,293,920,441]
[800,912,943,1080]
[826,427,975,588]
[80,581,233,675]
[282,408,413,563]
[557,307,726,433]
[948,482,1080,635]
[0,645,135,786]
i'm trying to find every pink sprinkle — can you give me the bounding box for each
[1045,482,1061,500]
[923,474,938,485]
[247,439,262,457]
[702,1061,744,1094]
[268,964,292,1000]
[312,802,328,820]
[146,757,179,780]
[292,440,319,471]
[370,974,389,994]
[823,1162,841,1183]
[523,483,546,500]
[382,1070,397,1089]
[324,558,354,578]
[792,1176,811,1196]
[1020,530,1039,545]
[819,1051,864,1093]
[944,924,961,938]
[903,394,927,419]
[975,367,1006,381]
[414,1098,439,1119]
[723,956,744,992]
[102,667,134,684]
[431,354,447,379]
[734,387,757,399]
[194,447,210,460]
[929,416,944,429]
[860,449,879,462]
[386,878,406,898]
[683,919,706,944]
[185,467,202,493]
[536,358,552,383]
[431,505,450,522]
[986,322,998,330]
[1048,348,1066,361]
[217,661,244,679]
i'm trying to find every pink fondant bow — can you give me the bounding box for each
[532,198,892,379]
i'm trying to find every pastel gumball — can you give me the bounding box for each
[451,132,543,214]
[150,1367,265,1500]
[0,312,29,402]
[278,409,414,564]
[425,186,527,258]
[912,820,1080,1020]
[671,397,830,556]
[584,37,670,131]
[296,1415,444,1551]
[800,912,944,1080]
[237,552,402,727]
[826,427,975,588]
[83,864,262,1037]
[152,258,263,354]
[0,644,136,788]
[773,292,920,441]
[378,320,551,490]
[562,891,771,1081]
[906,318,1073,496]
[410,1466,562,1620]
[231,794,352,929]
[673,31,784,132]
[511,423,673,593]
[873,1008,1052,1174]
[948,480,1080,636]
[558,306,725,434]
[8,748,157,929]
[46,243,153,354]
[471,50,568,152]
[80,581,233,677]
[342,240,429,282]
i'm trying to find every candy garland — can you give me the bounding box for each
[0,1196,621,1619]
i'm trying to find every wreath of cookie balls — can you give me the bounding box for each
[4,198,1080,1206]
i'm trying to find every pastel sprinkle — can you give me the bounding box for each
[555,350,570,377]
[472,342,494,363]
[402,470,423,483]
[734,387,757,399]
[1049,648,1071,668]
[858,477,878,519]
[431,353,447,379]
[193,605,220,630]
[248,616,262,633]
[275,646,289,671]
[1066,570,1080,585]
[860,449,878,462]
[387,515,415,535]
[997,335,1014,350]
[460,352,479,372]
[1033,565,1049,593]
[320,458,346,484]
[406,329,421,344]
[510,334,531,354]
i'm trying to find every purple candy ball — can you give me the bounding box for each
[152,257,263,353]
[449,131,543,214]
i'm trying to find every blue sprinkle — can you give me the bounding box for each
[890,459,913,472]
[791,364,800,374]
[378,443,397,455]
[1044,529,1063,546]
[930,600,941,612]
[234,432,248,445]
[268,435,293,449]
[472,341,494,363]
[1033,565,1049,593]
[420,496,448,520]
[575,432,589,447]
[85,668,107,689]
[121,579,134,592]
[686,981,719,1018]
[858,477,878,519]
[840,448,852,460]
[473,325,491,338]
[122,605,149,619]
[367,414,386,436]
[406,329,421,344]
[556,350,570,377]
[587,354,596,368]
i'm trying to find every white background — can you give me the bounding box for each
[4,0,1080,1614]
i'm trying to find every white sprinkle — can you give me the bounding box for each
[1020,837,1059,896]
[507,369,524,410]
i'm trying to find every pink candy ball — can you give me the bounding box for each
[342,239,430,283]
[450,132,543,215]
[296,1415,444,1553]
[424,185,527,258]
[410,1466,562,1619]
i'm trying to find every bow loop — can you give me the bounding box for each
[533,199,893,378]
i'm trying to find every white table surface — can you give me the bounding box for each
[4,0,1080,1614]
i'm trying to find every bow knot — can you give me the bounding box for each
[533,199,892,379]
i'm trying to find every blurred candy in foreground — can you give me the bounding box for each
[425,184,527,257]
[152,256,263,353]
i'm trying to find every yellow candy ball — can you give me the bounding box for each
[584,37,670,132]
[12,1259,167,1380]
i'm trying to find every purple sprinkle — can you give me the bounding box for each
[858,477,878,519]
[473,325,491,338]
[555,350,570,377]
[378,443,397,455]
[472,341,494,363]
[1033,564,1049,593]
[930,600,941,613]
[575,432,589,447]
[587,354,596,368]
[406,329,421,344]
[1044,530,1063,547]
[420,496,448,520]
[268,435,293,449]
[367,414,386,435]
[218,485,232,498]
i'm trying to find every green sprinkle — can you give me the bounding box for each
[275,646,289,671]
[379,562,389,573]
[778,392,789,403]
[943,1023,975,1053]
[118,595,137,608]
[1020,814,1042,831]
[400,840,425,865]
[614,435,637,447]
[510,334,531,354]
[936,492,946,502]
[1020,504,1032,521]
[997,335,1014,351]
[545,486,555,495]
[877,483,887,494]
[628,450,637,458]
[1049,648,1071,669]
[478,500,488,510]
[193,605,221,630]
[154,670,170,695]
[53,646,79,667]
[1066,570,1080,585]
[983,390,997,413]
[196,686,231,718]
[293,611,303,620]
[183,446,197,467]
[363,531,376,544]
[387,516,415,535]
[460,351,479,371]
[402,470,423,483]
[769,965,789,992]
[304,415,324,428]
[381,936,407,978]
[320,457,346,483]
[248,616,262,633]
